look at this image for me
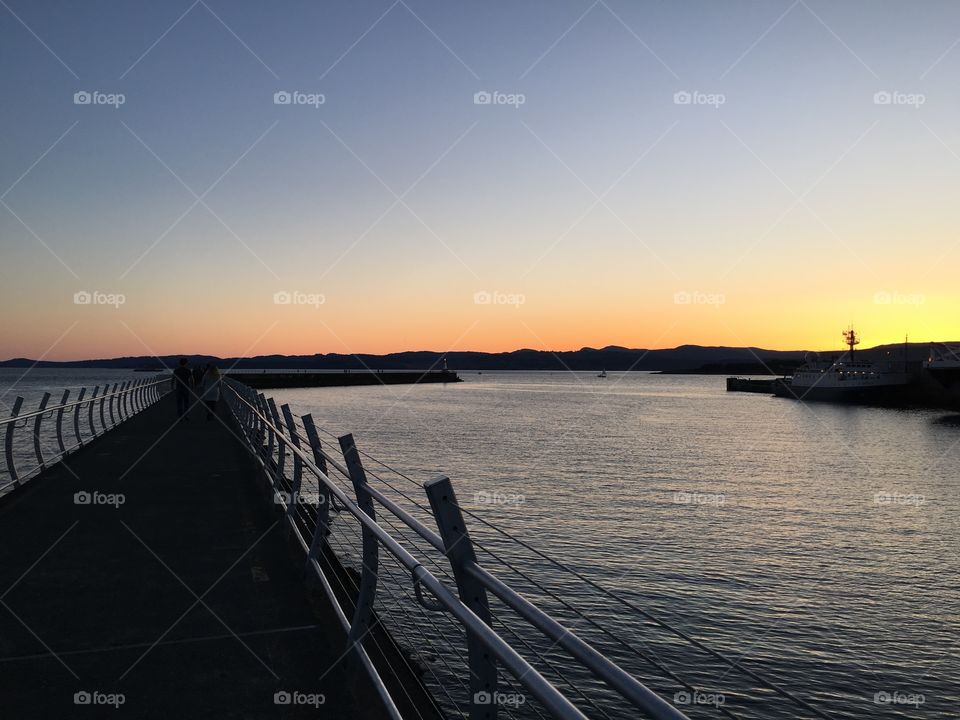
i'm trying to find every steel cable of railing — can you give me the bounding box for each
[461,541,732,720]
[487,605,616,720]
[286,415,698,719]
[323,528,450,720]
[227,394,406,720]
[315,421,821,720]
[494,665,550,720]
[471,537,741,720]
[234,393,458,719]
[454,502,830,720]
[291,414,815,720]
[224,383,688,720]
[371,551,474,717]
[369,512,476,664]
[282,422,728,715]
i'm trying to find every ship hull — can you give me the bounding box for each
[927,366,960,389]
[775,380,914,405]
[927,366,960,405]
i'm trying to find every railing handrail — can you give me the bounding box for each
[2,375,168,491]
[284,422,686,715]
[0,377,169,427]
[223,379,690,720]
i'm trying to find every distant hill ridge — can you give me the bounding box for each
[1,342,948,373]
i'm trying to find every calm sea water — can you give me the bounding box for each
[0,369,147,484]
[2,369,957,718]
[270,372,959,720]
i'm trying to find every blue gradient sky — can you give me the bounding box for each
[1,1,959,359]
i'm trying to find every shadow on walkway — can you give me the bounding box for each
[0,393,389,718]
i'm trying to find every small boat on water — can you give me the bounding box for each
[778,328,912,403]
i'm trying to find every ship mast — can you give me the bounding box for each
[843,327,860,361]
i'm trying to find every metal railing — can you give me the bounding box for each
[222,378,691,720]
[0,375,168,493]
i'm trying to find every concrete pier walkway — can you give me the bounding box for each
[0,394,388,718]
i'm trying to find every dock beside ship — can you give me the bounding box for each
[726,332,960,409]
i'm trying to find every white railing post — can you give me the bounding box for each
[88,386,100,437]
[302,414,332,563]
[425,475,498,720]
[32,392,51,470]
[107,383,118,427]
[73,388,86,447]
[281,404,303,530]
[98,386,108,432]
[5,397,24,487]
[55,389,70,455]
[339,433,379,658]
[258,393,275,466]
[267,398,286,480]
[120,381,130,420]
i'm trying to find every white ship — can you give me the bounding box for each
[783,328,912,402]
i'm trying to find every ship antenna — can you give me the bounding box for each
[843,326,860,360]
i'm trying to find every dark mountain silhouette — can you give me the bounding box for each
[1,342,944,374]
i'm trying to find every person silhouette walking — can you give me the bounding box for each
[172,358,193,421]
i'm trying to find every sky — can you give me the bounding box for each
[1,0,959,360]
